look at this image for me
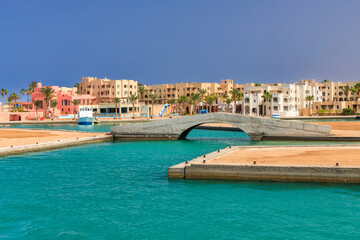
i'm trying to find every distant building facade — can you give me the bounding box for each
[142,79,244,105]
[243,82,321,117]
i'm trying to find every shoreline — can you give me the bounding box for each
[0,128,113,157]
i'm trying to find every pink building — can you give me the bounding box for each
[21,83,97,117]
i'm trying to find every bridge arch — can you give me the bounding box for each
[177,122,247,140]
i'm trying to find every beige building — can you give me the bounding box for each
[78,77,144,116]
[142,79,244,105]
[79,77,138,104]
[301,79,360,114]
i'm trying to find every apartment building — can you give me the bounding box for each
[20,82,97,116]
[243,81,321,117]
[142,79,244,105]
[79,77,138,104]
[301,79,360,113]
[78,77,143,115]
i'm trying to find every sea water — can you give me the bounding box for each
[1,129,360,239]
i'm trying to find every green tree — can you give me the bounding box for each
[0,88,8,112]
[28,81,37,93]
[261,91,272,116]
[225,98,232,113]
[254,83,261,86]
[20,89,26,102]
[39,87,55,118]
[26,88,32,102]
[33,100,42,120]
[229,88,240,113]
[8,93,19,112]
[190,93,201,114]
[305,95,315,113]
[128,94,138,119]
[322,80,329,83]
[177,95,188,115]
[353,82,360,101]
[198,89,208,110]
[167,98,176,118]
[137,84,146,100]
[149,94,157,118]
[112,97,120,119]
[204,95,216,113]
[74,83,80,94]
[50,100,58,120]
[71,99,81,120]
[343,86,351,101]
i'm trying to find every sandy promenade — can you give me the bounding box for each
[0,128,106,148]
[208,146,360,167]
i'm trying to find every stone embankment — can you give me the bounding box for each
[0,129,113,156]
[169,145,360,183]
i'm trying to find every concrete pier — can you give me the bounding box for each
[169,145,360,183]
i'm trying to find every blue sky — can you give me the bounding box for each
[1,0,360,93]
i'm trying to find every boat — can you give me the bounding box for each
[78,108,94,125]
[271,114,280,119]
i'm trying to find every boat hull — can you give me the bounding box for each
[78,117,94,125]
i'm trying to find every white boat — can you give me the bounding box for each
[78,108,94,125]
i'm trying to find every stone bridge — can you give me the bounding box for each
[110,113,332,141]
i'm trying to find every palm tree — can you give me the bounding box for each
[39,87,55,118]
[128,94,138,119]
[20,89,26,102]
[190,93,201,114]
[220,93,228,112]
[237,91,244,113]
[198,89,208,110]
[26,88,32,102]
[177,95,188,115]
[168,99,176,118]
[353,82,360,101]
[0,88,8,112]
[50,100,58,120]
[149,94,157,118]
[112,97,120,119]
[71,99,81,120]
[305,95,315,114]
[225,98,232,113]
[254,83,261,86]
[229,88,240,113]
[28,81,37,93]
[33,100,42,120]
[261,91,272,116]
[74,83,80,94]
[343,86,351,101]
[204,95,215,113]
[137,84,146,100]
[8,93,19,112]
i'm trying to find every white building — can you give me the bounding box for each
[243,82,322,117]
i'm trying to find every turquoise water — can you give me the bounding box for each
[1,128,360,239]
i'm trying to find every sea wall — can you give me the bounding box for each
[0,135,113,157]
[172,164,360,183]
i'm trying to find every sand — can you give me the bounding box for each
[0,128,105,148]
[208,146,360,167]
